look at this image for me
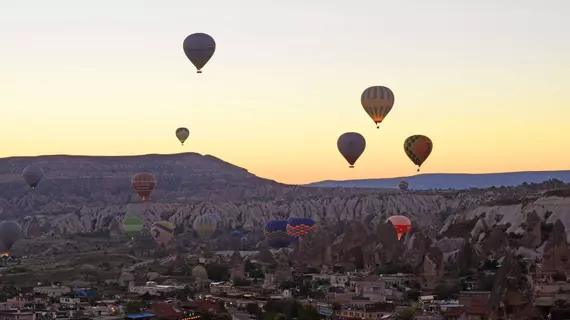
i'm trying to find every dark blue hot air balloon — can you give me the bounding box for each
[264,220,293,249]
[286,217,317,239]
[230,230,243,238]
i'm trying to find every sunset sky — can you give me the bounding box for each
[1,1,569,184]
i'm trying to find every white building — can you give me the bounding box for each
[128,281,185,296]
[33,286,71,297]
[60,297,80,307]
[330,274,349,287]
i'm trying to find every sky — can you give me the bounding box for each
[1,1,569,185]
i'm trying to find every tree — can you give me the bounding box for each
[218,301,227,313]
[247,302,260,315]
[233,277,252,286]
[405,289,421,302]
[434,281,462,300]
[299,305,319,320]
[125,301,144,314]
[396,307,417,320]
[206,264,230,282]
[272,313,287,320]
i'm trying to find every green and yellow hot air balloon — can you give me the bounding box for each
[122,216,144,239]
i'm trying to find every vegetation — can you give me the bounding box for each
[262,299,319,320]
[232,277,252,286]
[374,263,413,275]
[206,263,230,281]
[434,280,462,300]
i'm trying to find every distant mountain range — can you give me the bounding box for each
[305,170,570,190]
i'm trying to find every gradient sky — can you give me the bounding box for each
[1,1,569,185]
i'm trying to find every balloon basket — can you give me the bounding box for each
[349,165,354,168]
[197,70,202,74]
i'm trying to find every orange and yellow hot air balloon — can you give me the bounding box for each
[404,135,433,172]
[387,215,411,240]
[361,86,395,128]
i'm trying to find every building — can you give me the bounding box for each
[32,285,71,297]
[0,310,34,320]
[209,282,234,294]
[330,274,349,287]
[336,302,395,319]
[378,274,411,287]
[60,296,81,307]
[354,275,388,302]
[128,281,185,296]
[5,295,48,310]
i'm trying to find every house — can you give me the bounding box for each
[33,285,71,297]
[0,310,34,320]
[336,302,395,319]
[150,303,183,320]
[353,275,388,302]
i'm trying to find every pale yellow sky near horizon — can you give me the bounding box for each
[1,1,569,184]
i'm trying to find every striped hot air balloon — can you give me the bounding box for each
[286,217,317,239]
[193,215,217,240]
[399,181,409,191]
[131,173,156,201]
[150,221,174,247]
[122,216,144,238]
[264,220,293,249]
[361,86,395,128]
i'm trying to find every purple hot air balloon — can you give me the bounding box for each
[183,33,216,73]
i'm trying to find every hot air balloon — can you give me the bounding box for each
[208,213,221,227]
[404,135,433,172]
[264,220,293,249]
[0,221,22,253]
[23,165,43,191]
[399,181,409,191]
[122,216,144,239]
[230,230,244,250]
[175,127,190,146]
[286,217,317,238]
[150,221,174,247]
[230,230,243,239]
[386,215,411,241]
[361,86,395,128]
[131,173,156,201]
[183,33,216,73]
[337,132,366,168]
[193,215,217,240]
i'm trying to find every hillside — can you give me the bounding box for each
[306,170,570,190]
[3,152,570,283]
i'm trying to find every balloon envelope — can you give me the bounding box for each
[183,33,216,73]
[175,127,190,145]
[131,173,156,201]
[286,217,317,238]
[399,181,409,191]
[193,215,217,240]
[361,86,395,128]
[264,220,293,249]
[387,215,411,240]
[230,230,243,238]
[150,221,174,246]
[404,135,433,171]
[122,216,144,238]
[0,221,22,252]
[337,132,366,168]
[23,165,44,190]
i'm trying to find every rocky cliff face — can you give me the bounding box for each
[2,153,570,277]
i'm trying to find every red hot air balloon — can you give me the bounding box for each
[386,215,411,240]
[131,173,156,201]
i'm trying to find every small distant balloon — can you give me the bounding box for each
[264,220,293,249]
[175,127,190,146]
[387,215,411,241]
[23,165,44,191]
[183,33,216,74]
[337,132,366,168]
[361,86,395,128]
[131,173,156,201]
[404,135,433,172]
[399,181,409,191]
